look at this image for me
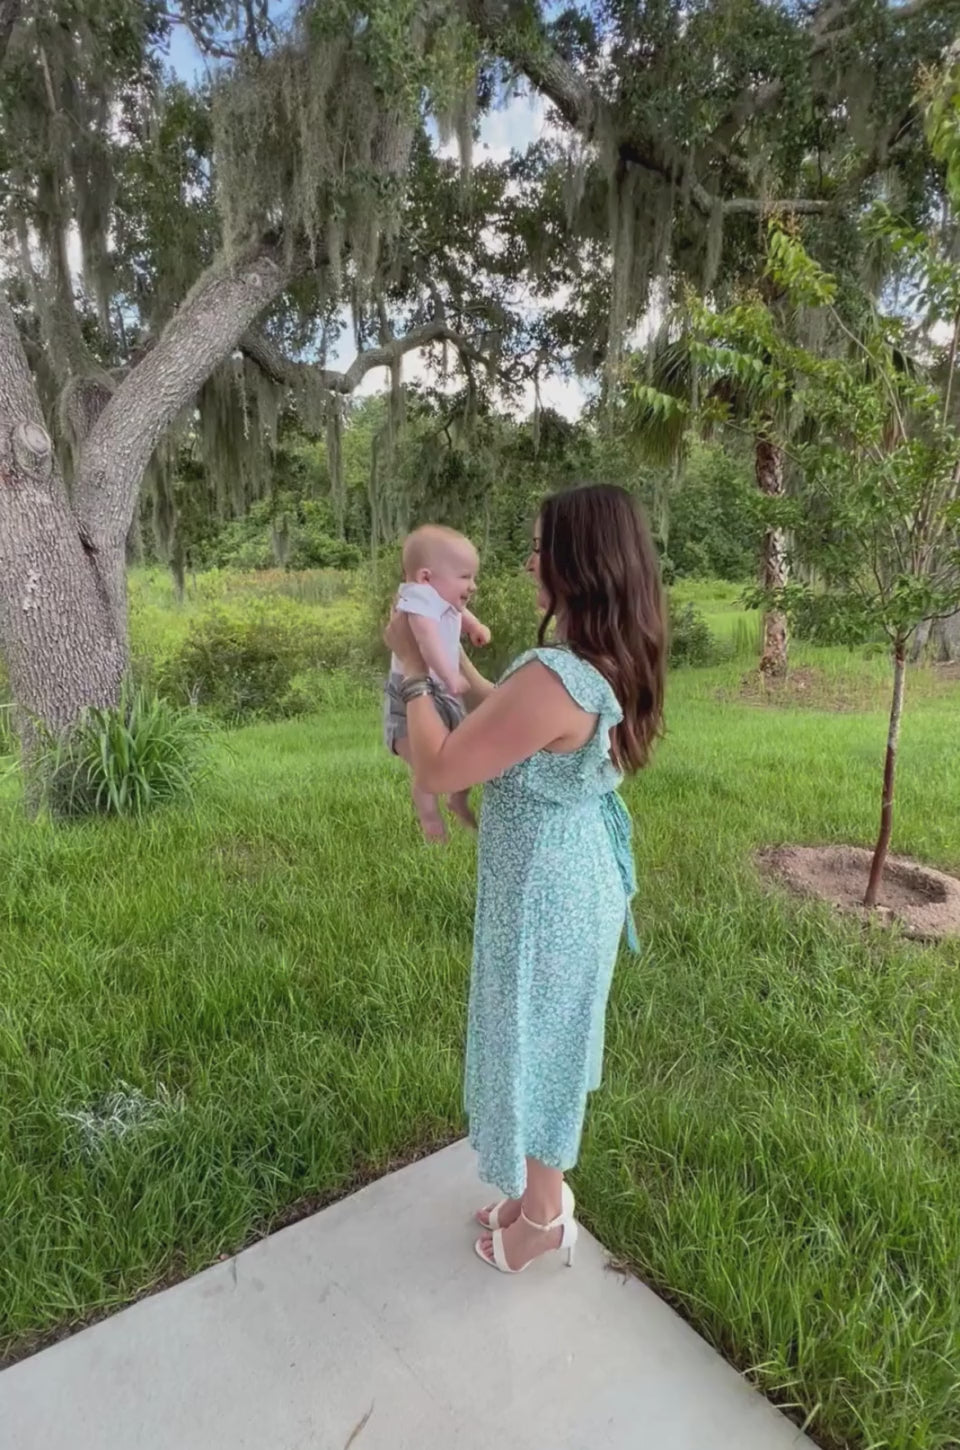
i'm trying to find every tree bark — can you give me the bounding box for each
[910,609,960,662]
[864,643,906,910]
[0,296,125,736]
[755,434,789,678]
[0,241,291,741]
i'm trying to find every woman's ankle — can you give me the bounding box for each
[521,1189,563,1227]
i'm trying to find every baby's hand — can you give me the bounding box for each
[466,621,491,648]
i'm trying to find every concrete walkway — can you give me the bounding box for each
[1,1142,812,1450]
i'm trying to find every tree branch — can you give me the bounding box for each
[73,239,293,621]
[464,0,597,136]
[159,8,245,62]
[470,0,928,220]
[241,317,490,397]
[722,196,831,216]
[714,0,952,141]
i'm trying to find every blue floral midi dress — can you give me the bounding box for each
[465,646,638,1198]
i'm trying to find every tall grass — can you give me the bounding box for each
[730,612,763,660]
[1,584,959,1450]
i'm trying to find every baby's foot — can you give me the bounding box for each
[449,791,477,831]
[413,786,447,842]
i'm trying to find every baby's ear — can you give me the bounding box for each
[414,566,432,584]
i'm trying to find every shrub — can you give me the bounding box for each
[206,495,362,572]
[668,601,720,666]
[666,442,758,582]
[156,596,372,722]
[32,687,211,820]
[156,600,317,720]
[279,667,377,717]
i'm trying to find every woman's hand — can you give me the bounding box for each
[383,609,427,678]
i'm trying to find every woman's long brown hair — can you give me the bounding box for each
[537,484,665,772]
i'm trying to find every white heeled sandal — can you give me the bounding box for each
[476,1182,574,1232]
[474,1199,579,1274]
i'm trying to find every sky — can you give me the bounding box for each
[160,13,592,420]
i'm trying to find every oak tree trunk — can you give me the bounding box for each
[0,297,125,736]
[0,244,289,744]
[755,434,788,679]
[864,643,906,910]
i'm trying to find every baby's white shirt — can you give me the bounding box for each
[392,582,462,688]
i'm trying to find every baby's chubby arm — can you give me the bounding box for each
[460,606,491,648]
[407,614,465,695]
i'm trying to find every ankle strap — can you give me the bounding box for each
[520,1204,564,1232]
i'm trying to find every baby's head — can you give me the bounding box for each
[403,525,478,612]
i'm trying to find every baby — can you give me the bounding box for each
[384,525,490,841]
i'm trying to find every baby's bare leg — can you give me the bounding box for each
[447,790,477,830]
[395,737,446,842]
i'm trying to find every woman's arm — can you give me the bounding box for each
[405,663,589,794]
[384,611,595,794]
[458,648,494,710]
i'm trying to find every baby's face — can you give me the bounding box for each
[422,542,478,611]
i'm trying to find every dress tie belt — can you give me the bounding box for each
[600,790,639,953]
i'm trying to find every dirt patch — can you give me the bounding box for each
[720,662,960,713]
[719,668,883,713]
[758,845,960,942]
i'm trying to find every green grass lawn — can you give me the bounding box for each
[2,655,959,1450]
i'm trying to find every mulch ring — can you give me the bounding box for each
[757,844,960,942]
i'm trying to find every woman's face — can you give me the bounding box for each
[526,520,548,611]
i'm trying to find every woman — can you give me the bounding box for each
[384,484,665,1274]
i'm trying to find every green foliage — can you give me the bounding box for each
[467,569,541,680]
[208,494,363,572]
[924,45,960,207]
[0,655,13,755]
[779,589,882,649]
[0,704,15,757]
[211,1,477,267]
[278,667,377,718]
[665,444,758,582]
[765,224,837,307]
[30,687,211,820]
[695,221,960,653]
